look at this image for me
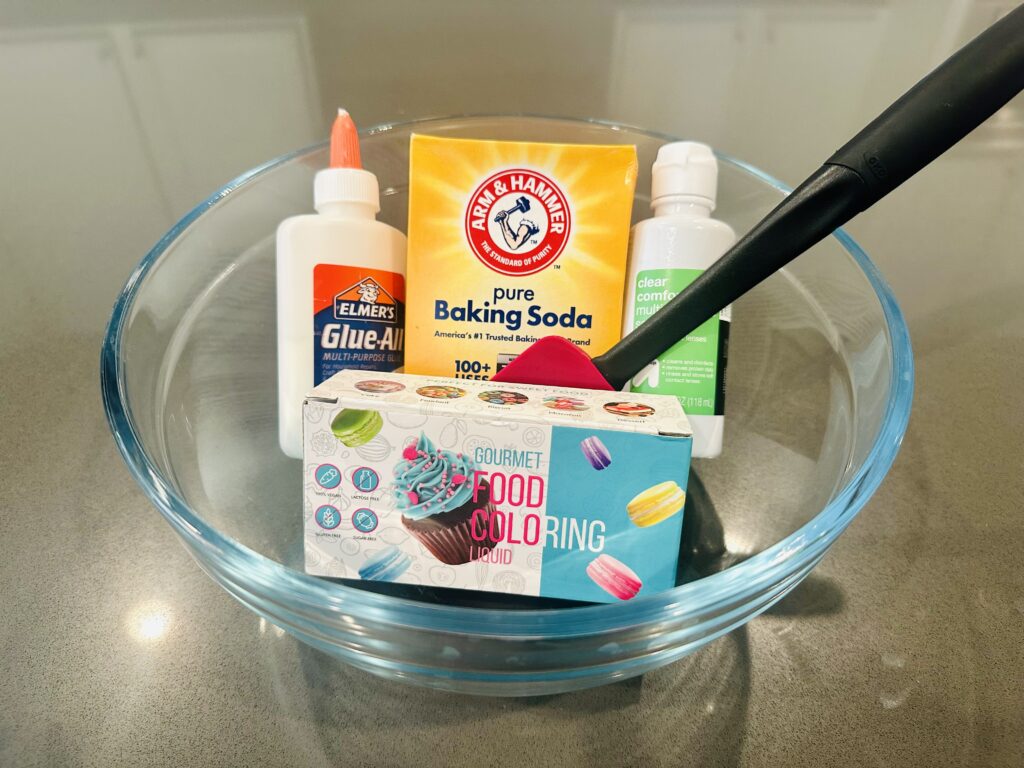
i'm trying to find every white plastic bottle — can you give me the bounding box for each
[622,142,736,458]
[277,109,407,458]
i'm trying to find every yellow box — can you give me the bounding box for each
[405,134,638,379]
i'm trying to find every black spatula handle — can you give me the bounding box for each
[594,5,1024,390]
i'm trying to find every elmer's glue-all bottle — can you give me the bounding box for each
[277,109,406,458]
[622,142,736,459]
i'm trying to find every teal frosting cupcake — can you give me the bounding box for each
[393,433,474,520]
[394,432,502,565]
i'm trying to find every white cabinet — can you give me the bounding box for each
[607,3,890,178]
[114,19,321,215]
[0,18,321,341]
[734,8,888,169]
[608,7,746,145]
[0,30,170,335]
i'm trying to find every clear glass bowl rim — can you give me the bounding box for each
[100,114,914,638]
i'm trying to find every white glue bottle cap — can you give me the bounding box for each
[314,109,380,214]
[650,141,718,211]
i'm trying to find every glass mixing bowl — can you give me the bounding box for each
[101,116,912,696]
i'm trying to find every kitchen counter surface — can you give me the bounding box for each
[2,1,1022,765]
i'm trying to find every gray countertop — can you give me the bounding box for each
[2,1,1023,765]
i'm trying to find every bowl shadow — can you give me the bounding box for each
[260,470,846,766]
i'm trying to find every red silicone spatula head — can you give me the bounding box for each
[491,335,615,390]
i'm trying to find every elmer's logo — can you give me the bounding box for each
[333,278,399,323]
[465,168,571,276]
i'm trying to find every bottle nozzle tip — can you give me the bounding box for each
[329,108,361,169]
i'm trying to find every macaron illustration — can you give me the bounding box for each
[627,481,686,527]
[358,546,412,582]
[580,435,612,470]
[586,554,642,600]
[543,396,588,411]
[331,408,384,447]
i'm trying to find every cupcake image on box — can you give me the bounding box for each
[331,409,383,447]
[394,433,501,565]
[354,379,405,394]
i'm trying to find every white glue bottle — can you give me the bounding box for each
[276,109,406,458]
[622,142,736,458]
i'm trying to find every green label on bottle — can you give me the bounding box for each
[631,268,726,417]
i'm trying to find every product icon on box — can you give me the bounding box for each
[416,385,466,400]
[314,464,342,489]
[543,396,588,412]
[603,401,656,418]
[478,390,529,405]
[315,504,342,530]
[355,379,405,394]
[352,508,379,533]
[352,467,380,493]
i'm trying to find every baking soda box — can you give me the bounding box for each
[404,134,638,379]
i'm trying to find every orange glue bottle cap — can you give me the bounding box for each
[315,108,378,213]
[329,108,362,169]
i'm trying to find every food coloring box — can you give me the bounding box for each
[404,134,637,379]
[303,370,692,604]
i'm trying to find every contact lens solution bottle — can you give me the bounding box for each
[622,142,736,458]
